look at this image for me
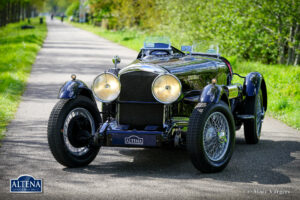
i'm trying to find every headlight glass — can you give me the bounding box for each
[92,72,121,102]
[152,74,181,104]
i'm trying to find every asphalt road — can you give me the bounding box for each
[0,19,299,200]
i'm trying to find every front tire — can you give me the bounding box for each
[187,101,235,173]
[47,96,101,167]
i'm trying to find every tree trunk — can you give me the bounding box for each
[27,3,31,18]
[7,0,10,24]
[17,0,20,22]
[0,1,9,26]
[0,3,3,27]
[277,16,286,64]
[10,0,14,23]
[286,24,296,65]
[22,1,25,21]
[12,1,15,22]
[278,40,286,64]
[0,7,2,27]
[294,24,300,66]
[4,1,7,26]
[294,49,299,66]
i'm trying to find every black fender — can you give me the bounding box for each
[58,79,96,103]
[244,72,267,111]
[200,84,230,106]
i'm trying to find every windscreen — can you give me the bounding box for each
[144,36,171,49]
[192,42,220,55]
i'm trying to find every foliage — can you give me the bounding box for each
[44,0,77,14]
[70,22,300,129]
[89,0,161,30]
[65,1,80,17]
[0,18,47,143]
[0,0,41,27]
[87,0,300,65]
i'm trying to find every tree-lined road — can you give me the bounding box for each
[0,19,299,200]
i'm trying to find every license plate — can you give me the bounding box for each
[108,131,160,147]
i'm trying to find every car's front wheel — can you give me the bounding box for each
[187,101,235,173]
[47,96,101,167]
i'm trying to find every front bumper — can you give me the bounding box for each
[95,118,189,148]
[95,120,167,147]
[106,130,164,147]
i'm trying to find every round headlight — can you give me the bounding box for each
[92,72,121,102]
[152,74,182,104]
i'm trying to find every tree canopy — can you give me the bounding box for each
[87,0,299,65]
[0,0,77,27]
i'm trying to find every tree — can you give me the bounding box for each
[0,0,46,27]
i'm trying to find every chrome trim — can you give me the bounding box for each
[151,73,182,104]
[226,84,239,99]
[91,72,121,103]
[117,65,166,125]
[166,119,189,135]
[117,100,161,104]
[119,63,167,76]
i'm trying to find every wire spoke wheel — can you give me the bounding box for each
[244,89,264,144]
[256,94,263,137]
[203,112,230,162]
[63,107,95,156]
[187,101,235,173]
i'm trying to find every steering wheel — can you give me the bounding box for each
[150,50,170,56]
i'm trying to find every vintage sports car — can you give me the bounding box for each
[47,37,267,173]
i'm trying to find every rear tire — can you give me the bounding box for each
[243,89,264,144]
[187,101,235,173]
[47,96,101,167]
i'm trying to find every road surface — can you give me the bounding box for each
[0,19,299,200]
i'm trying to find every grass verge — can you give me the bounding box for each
[0,18,47,144]
[70,22,299,129]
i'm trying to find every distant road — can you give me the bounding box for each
[0,18,299,200]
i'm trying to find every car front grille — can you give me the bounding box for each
[118,71,164,128]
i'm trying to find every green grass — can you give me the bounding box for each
[0,18,47,144]
[70,22,299,129]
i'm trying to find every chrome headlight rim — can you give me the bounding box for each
[151,73,182,104]
[91,72,121,103]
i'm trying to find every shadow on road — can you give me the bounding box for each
[63,137,300,185]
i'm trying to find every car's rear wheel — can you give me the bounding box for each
[187,101,235,173]
[47,96,101,167]
[243,89,264,144]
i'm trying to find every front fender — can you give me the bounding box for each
[58,79,95,102]
[244,72,263,96]
[200,84,224,103]
[244,72,267,111]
